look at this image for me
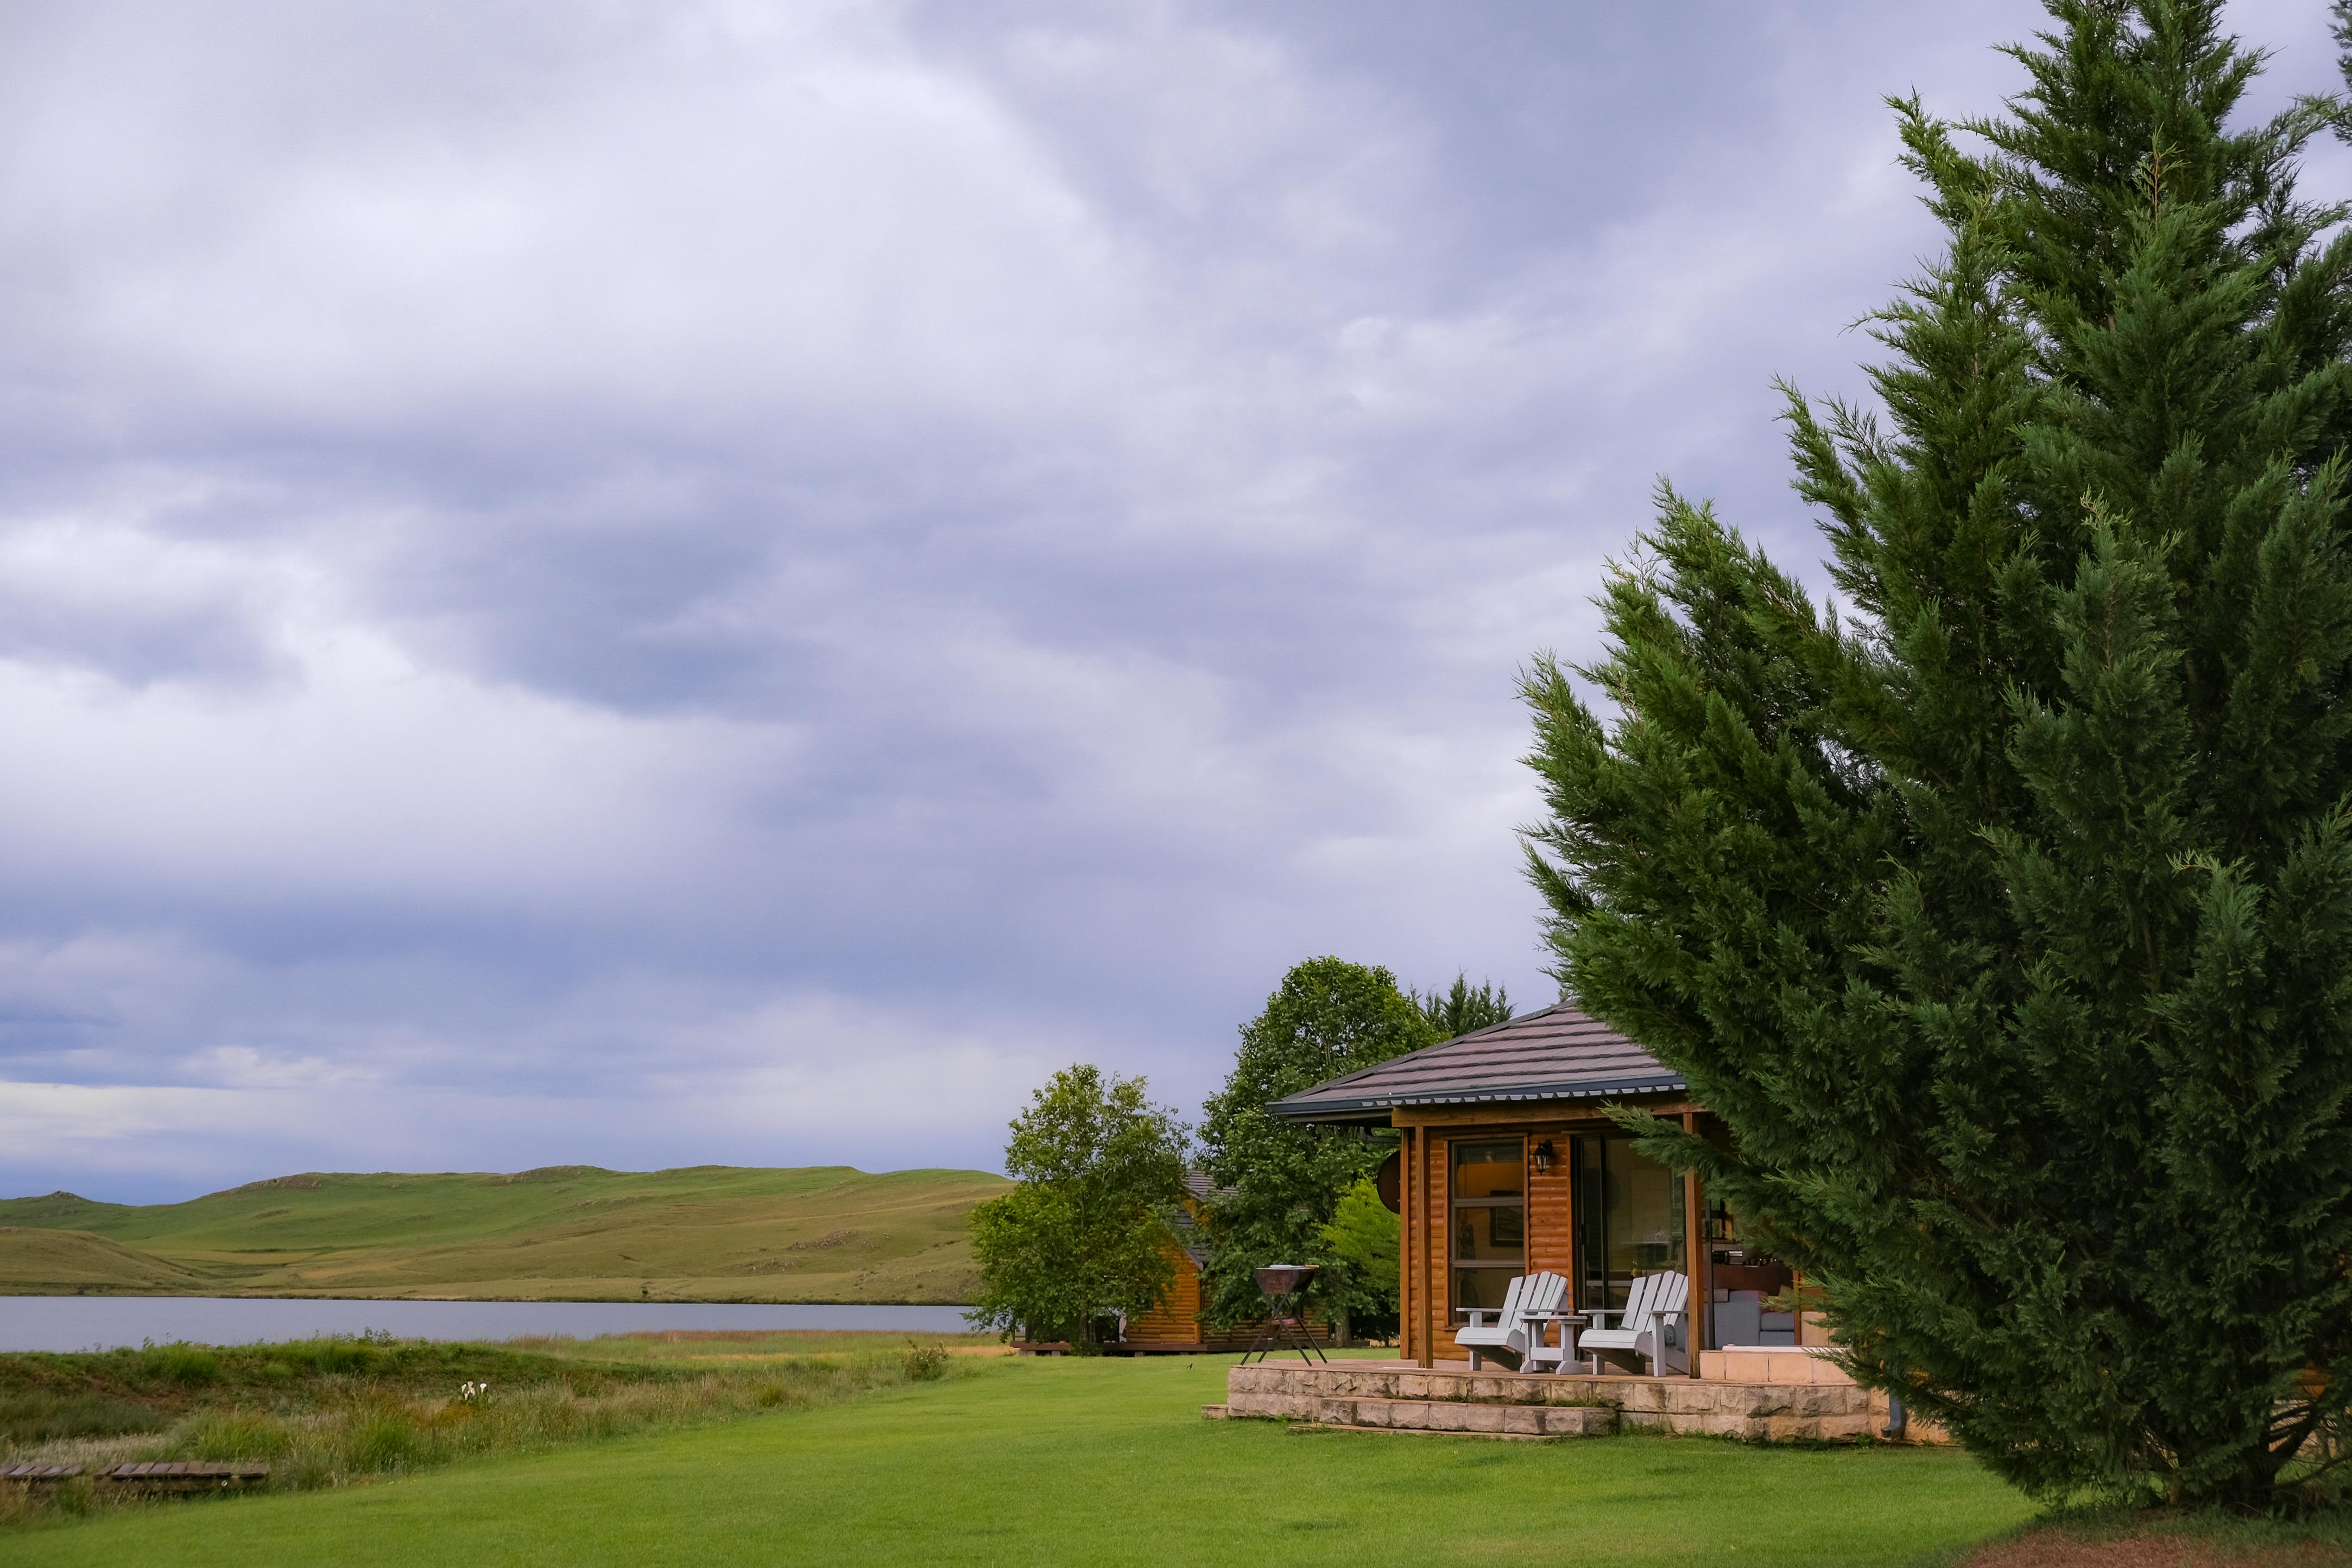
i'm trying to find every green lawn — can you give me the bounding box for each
[9,1355,2039,1567]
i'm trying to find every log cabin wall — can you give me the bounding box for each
[1526,1126,1575,1300]
[1121,1239,1206,1347]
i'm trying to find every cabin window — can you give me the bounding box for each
[1571,1131,1685,1313]
[1449,1137,1525,1313]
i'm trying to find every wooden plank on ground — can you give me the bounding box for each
[98,1461,269,1487]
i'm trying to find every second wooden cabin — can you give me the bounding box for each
[1117,1172,1337,1355]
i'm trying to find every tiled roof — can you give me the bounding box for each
[1181,1170,1232,1205]
[1172,1169,1226,1268]
[1264,1003,1684,1123]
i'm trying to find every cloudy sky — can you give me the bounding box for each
[4,0,2344,1202]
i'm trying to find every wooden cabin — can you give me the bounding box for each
[1117,1173,1335,1355]
[1266,1003,1800,1373]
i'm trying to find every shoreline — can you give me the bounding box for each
[0,1288,973,1306]
[0,1297,983,1354]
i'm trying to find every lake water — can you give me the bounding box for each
[0,1297,979,1353]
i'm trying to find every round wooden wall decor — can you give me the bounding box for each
[1375,1149,1401,1213]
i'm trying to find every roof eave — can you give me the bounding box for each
[1265,1076,1691,1125]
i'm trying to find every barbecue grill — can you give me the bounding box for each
[1237,1262,1327,1365]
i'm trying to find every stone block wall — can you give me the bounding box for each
[1217,1362,1943,1444]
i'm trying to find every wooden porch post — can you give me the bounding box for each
[1396,1124,1413,1363]
[1416,1126,1435,1368]
[1559,1122,1576,1324]
[1683,1110,1708,1378]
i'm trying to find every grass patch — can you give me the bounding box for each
[503,1329,1001,1362]
[0,1393,168,1444]
[0,1336,610,1417]
[0,1330,976,1533]
[4,1354,2041,1566]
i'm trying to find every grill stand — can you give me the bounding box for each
[1237,1263,1327,1366]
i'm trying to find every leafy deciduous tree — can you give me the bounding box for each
[1319,1176,1402,1341]
[1197,957,1434,1335]
[966,1065,1190,1352]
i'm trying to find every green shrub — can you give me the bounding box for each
[902,1343,950,1382]
[342,1401,427,1472]
[283,1451,337,1491]
[305,1339,381,1377]
[144,1343,221,1388]
[179,1410,293,1461]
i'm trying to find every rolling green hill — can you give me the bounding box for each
[0,1226,213,1292]
[0,1165,1009,1302]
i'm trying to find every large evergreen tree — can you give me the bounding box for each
[1521,1,2352,1508]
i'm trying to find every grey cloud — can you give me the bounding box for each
[3,0,2330,1202]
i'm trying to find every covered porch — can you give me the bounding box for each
[1265,1004,1836,1383]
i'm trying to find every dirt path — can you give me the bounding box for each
[1964,1529,2349,1567]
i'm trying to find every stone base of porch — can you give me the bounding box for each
[1701,1346,1857,1384]
[1213,1360,1943,1444]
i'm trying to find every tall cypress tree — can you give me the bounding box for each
[1521,2,2352,1507]
[1411,972,1515,1039]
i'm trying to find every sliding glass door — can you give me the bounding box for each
[1571,1132,1684,1312]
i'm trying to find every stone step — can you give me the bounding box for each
[1226,1386,1617,1438]
[1203,1403,1558,1440]
[1293,1422,1559,1441]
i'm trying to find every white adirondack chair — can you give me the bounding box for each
[1579,1270,1690,1376]
[1455,1270,1569,1371]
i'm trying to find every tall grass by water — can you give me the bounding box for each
[1,1331,979,1531]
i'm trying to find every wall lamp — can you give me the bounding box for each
[1531,1139,1558,1174]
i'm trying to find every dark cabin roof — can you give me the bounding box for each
[1182,1170,1231,1206]
[1171,1169,1230,1268]
[1264,1003,1684,1124]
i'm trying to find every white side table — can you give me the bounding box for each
[1521,1310,1586,1374]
